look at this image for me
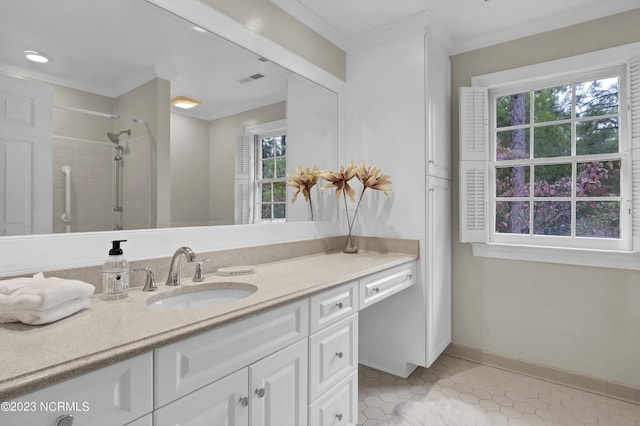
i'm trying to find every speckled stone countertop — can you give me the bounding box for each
[0,248,417,401]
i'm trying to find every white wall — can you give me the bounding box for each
[451,10,640,388]
[170,113,211,227]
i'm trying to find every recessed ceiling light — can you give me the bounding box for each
[170,95,201,110]
[24,50,49,63]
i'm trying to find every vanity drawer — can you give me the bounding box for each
[359,262,416,309]
[154,299,308,408]
[309,314,358,402]
[309,280,358,333]
[308,370,357,426]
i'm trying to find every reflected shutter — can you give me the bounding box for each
[459,87,488,243]
[234,135,251,224]
[629,57,640,236]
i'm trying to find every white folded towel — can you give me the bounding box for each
[0,297,91,325]
[0,272,95,311]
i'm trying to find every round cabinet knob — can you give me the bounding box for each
[336,351,344,359]
[255,387,266,398]
[239,396,249,407]
[335,301,344,309]
[55,415,74,426]
[406,274,413,280]
[372,287,380,294]
[335,413,343,421]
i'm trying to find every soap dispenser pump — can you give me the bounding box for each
[101,239,129,300]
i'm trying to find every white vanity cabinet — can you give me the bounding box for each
[5,353,152,426]
[308,281,360,426]
[153,300,309,426]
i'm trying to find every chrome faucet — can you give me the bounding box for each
[166,246,196,286]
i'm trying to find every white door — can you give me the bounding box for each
[0,74,52,235]
[249,339,308,426]
[154,368,249,426]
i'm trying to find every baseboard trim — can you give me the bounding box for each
[444,344,640,405]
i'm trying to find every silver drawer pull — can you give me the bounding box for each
[335,413,343,421]
[406,274,412,280]
[239,396,249,407]
[336,351,344,359]
[335,301,344,309]
[372,287,380,294]
[255,387,266,398]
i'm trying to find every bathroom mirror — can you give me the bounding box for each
[0,0,338,237]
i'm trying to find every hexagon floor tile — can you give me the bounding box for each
[358,355,640,426]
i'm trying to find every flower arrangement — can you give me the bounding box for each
[320,161,392,253]
[286,165,321,220]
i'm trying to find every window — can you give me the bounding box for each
[460,46,640,267]
[255,131,287,222]
[490,67,629,250]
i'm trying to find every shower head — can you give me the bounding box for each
[107,129,131,144]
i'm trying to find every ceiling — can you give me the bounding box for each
[0,0,290,121]
[272,0,640,54]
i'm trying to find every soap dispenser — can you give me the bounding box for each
[101,240,129,300]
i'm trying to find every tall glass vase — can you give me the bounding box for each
[343,208,359,254]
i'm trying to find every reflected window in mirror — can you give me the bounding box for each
[256,131,287,223]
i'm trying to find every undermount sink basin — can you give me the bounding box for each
[147,283,257,310]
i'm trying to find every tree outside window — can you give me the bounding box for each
[493,75,622,239]
[256,134,287,221]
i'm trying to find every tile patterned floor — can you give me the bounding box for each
[358,355,640,426]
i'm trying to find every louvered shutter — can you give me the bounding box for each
[459,87,489,243]
[629,57,640,236]
[234,135,251,224]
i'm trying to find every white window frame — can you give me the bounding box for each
[245,120,287,224]
[460,42,640,270]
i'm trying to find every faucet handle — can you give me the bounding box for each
[134,267,158,292]
[193,258,210,282]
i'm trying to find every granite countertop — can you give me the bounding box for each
[0,250,416,400]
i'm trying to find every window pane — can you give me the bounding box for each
[496,128,529,160]
[576,161,621,197]
[261,204,272,219]
[262,159,274,179]
[576,201,620,238]
[262,138,274,159]
[533,123,571,158]
[496,93,530,128]
[261,183,272,202]
[576,77,618,118]
[275,158,286,178]
[274,203,286,219]
[496,166,530,197]
[534,164,571,197]
[533,201,571,236]
[576,117,618,155]
[275,136,286,156]
[273,182,286,202]
[534,85,571,123]
[496,201,529,234]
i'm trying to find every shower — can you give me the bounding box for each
[107,129,131,145]
[109,129,132,229]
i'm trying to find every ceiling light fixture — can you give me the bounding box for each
[24,50,49,63]
[170,96,202,110]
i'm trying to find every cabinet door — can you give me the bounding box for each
[425,176,452,366]
[5,353,152,426]
[154,368,248,426]
[249,339,308,426]
[309,314,358,402]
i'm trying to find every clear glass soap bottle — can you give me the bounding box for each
[101,240,129,300]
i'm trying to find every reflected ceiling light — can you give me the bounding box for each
[170,95,201,109]
[24,50,49,63]
[192,26,207,33]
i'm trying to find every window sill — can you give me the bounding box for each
[471,241,640,270]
